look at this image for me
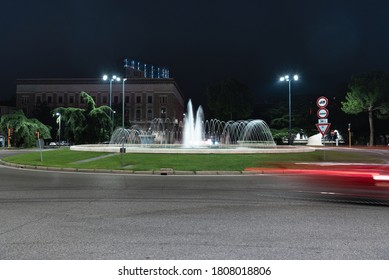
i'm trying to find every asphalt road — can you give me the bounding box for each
[1,153,389,260]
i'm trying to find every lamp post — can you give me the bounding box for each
[121,78,127,154]
[103,74,121,133]
[280,74,298,145]
[112,111,116,129]
[55,112,61,144]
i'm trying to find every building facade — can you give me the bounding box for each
[16,76,185,127]
[0,105,16,117]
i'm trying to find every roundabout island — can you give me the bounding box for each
[71,100,316,155]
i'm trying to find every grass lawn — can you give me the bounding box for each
[1,148,383,171]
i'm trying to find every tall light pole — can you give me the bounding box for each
[103,74,121,133]
[121,78,127,154]
[55,112,61,144]
[280,74,298,145]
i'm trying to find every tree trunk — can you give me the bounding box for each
[368,109,374,146]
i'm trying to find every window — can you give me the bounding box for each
[102,96,107,104]
[125,96,130,103]
[160,96,168,104]
[136,95,141,103]
[21,96,29,104]
[69,96,74,104]
[36,96,41,104]
[160,107,167,118]
[135,109,141,121]
[47,96,52,104]
[58,96,63,104]
[147,96,153,103]
[147,109,153,120]
[114,96,119,104]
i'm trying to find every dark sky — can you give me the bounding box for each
[2,0,389,106]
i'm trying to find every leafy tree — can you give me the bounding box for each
[341,71,389,146]
[53,107,86,144]
[267,104,288,126]
[264,95,317,144]
[267,106,289,144]
[32,101,57,140]
[207,79,254,120]
[0,110,51,147]
[53,91,112,144]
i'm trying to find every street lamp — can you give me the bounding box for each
[121,78,128,154]
[103,74,121,133]
[112,111,116,129]
[55,112,61,144]
[280,74,298,145]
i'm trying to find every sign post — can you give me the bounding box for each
[348,123,351,147]
[316,96,330,143]
[35,131,43,162]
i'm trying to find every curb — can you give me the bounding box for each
[0,160,251,175]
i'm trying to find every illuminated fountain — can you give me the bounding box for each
[205,119,275,146]
[183,100,204,147]
[71,100,317,154]
[108,99,276,148]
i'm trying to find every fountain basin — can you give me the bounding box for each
[70,144,315,154]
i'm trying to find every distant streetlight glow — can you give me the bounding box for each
[280,74,299,145]
[279,75,298,82]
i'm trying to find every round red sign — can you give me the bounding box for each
[317,108,329,118]
[317,96,328,108]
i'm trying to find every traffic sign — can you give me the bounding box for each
[317,96,328,108]
[317,108,329,118]
[316,123,331,136]
[318,118,328,124]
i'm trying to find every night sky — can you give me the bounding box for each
[2,0,389,107]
